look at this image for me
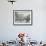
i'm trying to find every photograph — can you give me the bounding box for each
[13,10,32,25]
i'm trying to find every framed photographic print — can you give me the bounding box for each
[13,10,32,25]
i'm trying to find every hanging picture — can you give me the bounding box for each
[13,10,32,25]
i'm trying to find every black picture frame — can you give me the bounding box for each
[13,10,33,26]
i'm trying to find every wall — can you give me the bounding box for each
[0,0,46,42]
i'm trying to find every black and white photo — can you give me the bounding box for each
[13,10,32,25]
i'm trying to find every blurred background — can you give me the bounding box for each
[0,0,46,43]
